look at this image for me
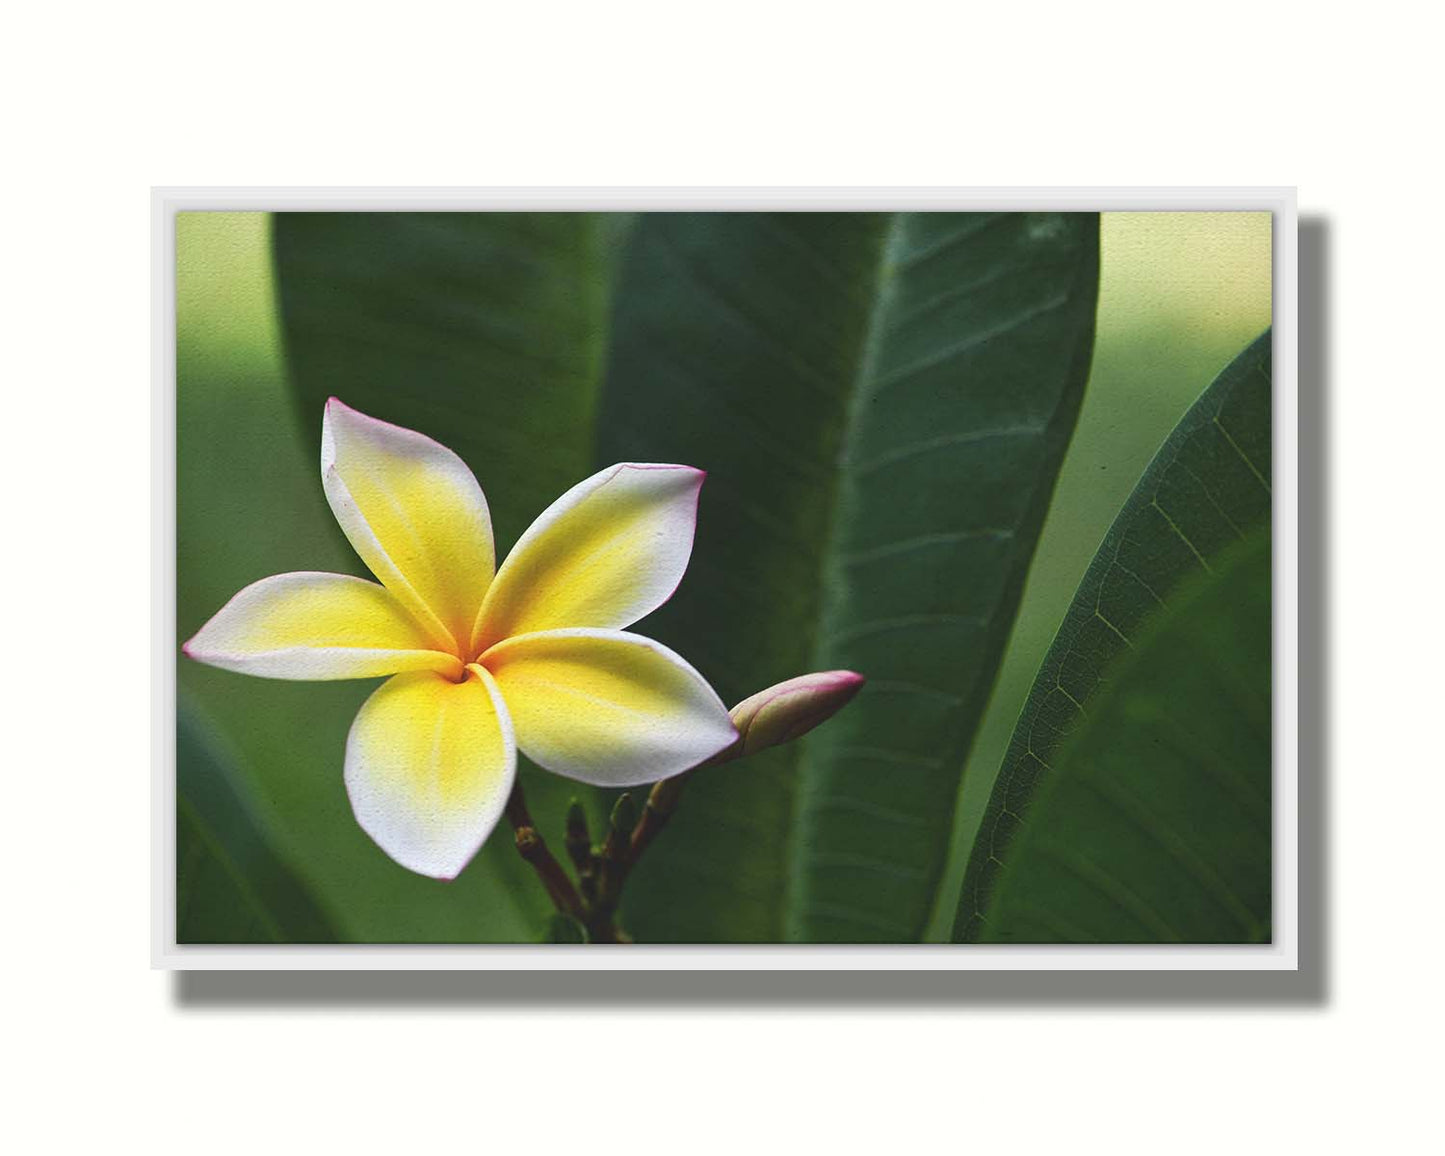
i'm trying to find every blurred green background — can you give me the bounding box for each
[175,211,1270,942]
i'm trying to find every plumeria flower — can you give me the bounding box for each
[184,400,738,879]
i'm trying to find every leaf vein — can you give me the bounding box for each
[872,293,1070,396]
[850,423,1045,477]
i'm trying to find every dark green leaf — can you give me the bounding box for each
[272,212,612,550]
[953,329,1272,941]
[597,212,1100,941]
[179,213,569,942]
[972,530,1271,942]
[177,699,337,943]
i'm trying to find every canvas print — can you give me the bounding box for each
[175,209,1272,945]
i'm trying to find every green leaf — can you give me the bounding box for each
[971,530,1271,942]
[953,329,1272,941]
[177,699,337,943]
[271,212,612,550]
[596,212,1101,941]
[179,213,569,942]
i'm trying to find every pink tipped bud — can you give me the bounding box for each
[728,670,865,757]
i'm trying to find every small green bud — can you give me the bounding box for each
[609,792,638,838]
[564,798,592,875]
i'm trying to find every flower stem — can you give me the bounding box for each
[583,794,639,942]
[627,745,734,866]
[503,757,719,943]
[503,779,586,923]
[629,771,691,864]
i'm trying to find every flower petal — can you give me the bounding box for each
[344,666,516,879]
[183,572,463,681]
[322,397,495,651]
[471,463,703,652]
[482,628,737,787]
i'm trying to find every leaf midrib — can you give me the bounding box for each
[780,213,902,941]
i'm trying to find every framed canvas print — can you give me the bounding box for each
[153,188,1297,970]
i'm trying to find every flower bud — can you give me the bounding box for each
[608,792,638,841]
[563,798,592,875]
[728,670,865,757]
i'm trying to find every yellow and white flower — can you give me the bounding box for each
[185,400,738,879]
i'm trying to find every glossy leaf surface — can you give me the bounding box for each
[596,212,1101,941]
[954,330,1272,940]
[973,531,1271,942]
